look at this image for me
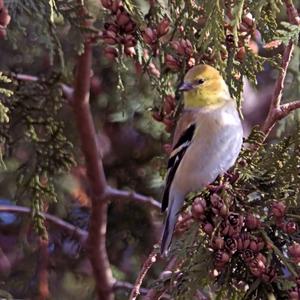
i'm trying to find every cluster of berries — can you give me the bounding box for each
[165,38,195,72]
[0,0,11,39]
[101,0,137,60]
[224,12,258,61]
[177,193,300,296]
[141,18,170,51]
[152,94,176,133]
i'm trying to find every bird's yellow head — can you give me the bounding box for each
[179,64,231,109]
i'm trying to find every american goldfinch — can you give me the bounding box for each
[161,64,243,255]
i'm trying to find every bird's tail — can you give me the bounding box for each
[160,193,185,256]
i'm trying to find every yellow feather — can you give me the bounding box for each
[182,64,231,108]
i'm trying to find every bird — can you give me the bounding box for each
[160,64,243,255]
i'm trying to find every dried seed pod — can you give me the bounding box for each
[148,63,160,78]
[104,47,119,61]
[248,253,266,277]
[262,266,277,283]
[249,240,258,252]
[212,237,225,250]
[283,221,298,234]
[214,250,230,269]
[124,46,136,58]
[110,0,122,13]
[242,249,255,262]
[142,27,157,45]
[157,18,170,37]
[102,30,118,45]
[245,214,261,230]
[237,237,244,250]
[191,201,205,220]
[210,194,224,209]
[225,237,237,252]
[288,243,300,258]
[122,34,136,47]
[228,213,241,227]
[101,0,113,10]
[271,201,286,218]
[236,47,246,61]
[203,222,213,235]
[123,20,136,33]
[165,54,181,71]
[116,10,131,27]
[0,7,11,27]
[288,288,299,300]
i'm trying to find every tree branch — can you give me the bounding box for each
[261,0,300,134]
[129,247,158,300]
[106,186,161,210]
[261,41,294,134]
[0,204,87,243]
[143,257,177,300]
[37,237,49,300]
[280,100,300,116]
[72,39,115,299]
[114,280,149,295]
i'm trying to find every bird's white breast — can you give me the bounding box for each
[171,102,243,195]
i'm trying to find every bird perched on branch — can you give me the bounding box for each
[161,64,243,255]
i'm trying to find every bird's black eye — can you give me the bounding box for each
[196,79,204,85]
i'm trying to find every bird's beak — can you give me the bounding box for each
[178,82,194,91]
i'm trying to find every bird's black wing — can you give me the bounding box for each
[161,123,196,212]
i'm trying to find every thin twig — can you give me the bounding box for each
[11,72,74,102]
[143,257,177,300]
[261,41,294,134]
[280,100,300,115]
[261,0,300,134]
[0,204,88,243]
[129,247,159,300]
[106,186,161,210]
[37,237,49,300]
[114,280,149,295]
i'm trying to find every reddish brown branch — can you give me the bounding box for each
[280,100,300,114]
[129,248,158,300]
[38,237,49,300]
[261,0,300,134]
[72,41,115,299]
[261,41,294,134]
[0,204,87,243]
[106,186,161,210]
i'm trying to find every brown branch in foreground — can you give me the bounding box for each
[72,40,115,300]
[38,237,49,300]
[106,186,161,210]
[261,0,300,134]
[0,204,88,243]
[129,248,158,300]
